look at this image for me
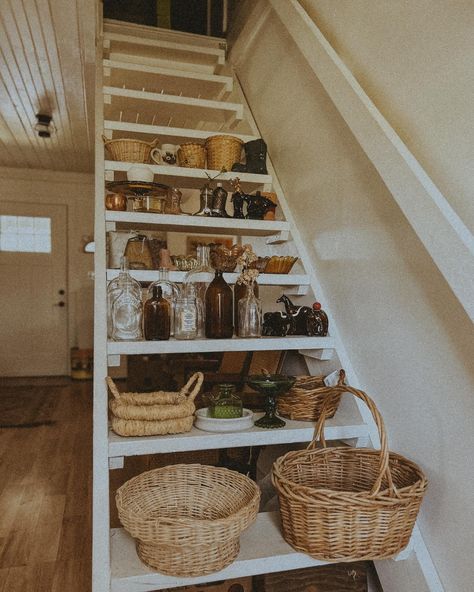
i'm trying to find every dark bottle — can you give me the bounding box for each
[205,270,233,339]
[234,280,259,336]
[144,285,170,340]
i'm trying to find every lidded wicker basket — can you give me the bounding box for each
[102,135,159,163]
[277,369,345,421]
[272,385,427,561]
[177,142,206,168]
[116,463,260,576]
[205,135,243,171]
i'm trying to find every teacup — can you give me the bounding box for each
[127,165,154,182]
[151,144,178,166]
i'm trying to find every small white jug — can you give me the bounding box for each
[151,144,178,166]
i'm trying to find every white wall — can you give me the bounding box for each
[230,4,474,592]
[0,168,95,358]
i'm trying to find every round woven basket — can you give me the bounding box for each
[102,135,159,163]
[178,142,206,168]
[116,464,260,576]
[277,370,345,421]
[272,385,427,562]
[205,135,243,171]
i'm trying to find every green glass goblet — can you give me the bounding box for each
[246,374,296,429]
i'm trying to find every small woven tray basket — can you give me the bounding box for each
[116,463,260,576]
[106,372,203,437]
[277,369,346,421]
[205,135,243,171]
[272,385,427,561]
[102,135,159,163]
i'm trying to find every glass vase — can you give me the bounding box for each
[107,256,142,339]
[234,279,259,336]
[111,281,143,341]
[183,245,214,336]
[237,281,262,338]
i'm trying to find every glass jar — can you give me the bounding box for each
[174,297,198,340]
[144,285,170,340]
[205,270,233,339]
[107,256,142,338]
[234,279,259,336]
[111,280,143,341]
[209,384,243,418]
[238,281,262,338]
[147,268,179,335]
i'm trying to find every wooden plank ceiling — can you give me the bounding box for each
[0,0,95,172]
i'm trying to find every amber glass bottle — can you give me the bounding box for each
[144,285,170,340]
[234,280,259,336]
[205,270,233,338]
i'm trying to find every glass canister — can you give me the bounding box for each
[174,297,198,340]
[107,256,142,338]
[209,384,243,418]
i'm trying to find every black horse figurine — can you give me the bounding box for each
[268,295,328,336]
[262,311,291,336]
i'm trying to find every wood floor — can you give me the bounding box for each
[0,379,92,592]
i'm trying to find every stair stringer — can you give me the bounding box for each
[230,67,444,592]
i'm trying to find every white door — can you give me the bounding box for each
[0,202,68,376]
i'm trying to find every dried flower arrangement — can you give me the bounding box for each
[236,244,259,286]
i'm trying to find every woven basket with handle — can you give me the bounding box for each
[102,135,159,163]
[205,135,243,171]
[106,372,203,437]
[277,369,346,421]
[272,385,427,561]
[116,463,260,576]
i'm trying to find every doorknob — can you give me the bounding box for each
[55,301,66,307]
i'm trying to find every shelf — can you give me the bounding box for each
[107,269,309,287]
[107,336,335,356]
[104,161,271,191]
[111,512,329,592]
[103,59,233,100]
[108,395,366,458]
[103,121,258,144]
[105,211,288,236]
[103,86,243,127]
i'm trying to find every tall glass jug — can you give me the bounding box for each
[111,279,143,341]
[183,245,214,335]
[107,256,142,338]
[237,281,262,338]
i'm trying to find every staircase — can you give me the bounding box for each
[94,18,398,592]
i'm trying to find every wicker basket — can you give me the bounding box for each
[102,135,159,163]
[277,369,345,421]
[106,372,203,437]
[116,464,260,576]
[178,142,206,168]
[272,385,427,561]
[205,135,243,171]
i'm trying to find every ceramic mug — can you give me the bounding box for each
[151,144,178,166]
[127,165,154,182]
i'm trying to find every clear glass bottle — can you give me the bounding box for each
[234,279,259,336]
[182,283,205,338]
[205,270,233,339]
[209,384,243,418]
[147,268,179,335]
[111,279,143,341]
[106,256,142,338]
[183,245,214,334]
[174,297,198,340]
[238,280,262,338]
[144,285,170,340]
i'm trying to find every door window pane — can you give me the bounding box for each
[0,216,51,253]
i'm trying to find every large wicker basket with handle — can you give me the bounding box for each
[102,135,159,163]
[277,369,346,421]
[116,463,260,576]
[272,385,427,561]
[106,372,203,437]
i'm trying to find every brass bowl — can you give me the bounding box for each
[264,256,298,274]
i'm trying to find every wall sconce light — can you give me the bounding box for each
[82,235,95,253]
[35,113,55,138]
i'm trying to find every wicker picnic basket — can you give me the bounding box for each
[277,369,346,421]
[272,385,427,561]
[106,372,203,437]
[102,135,159,163]
[116,463,260,576]
[177,142,206,168]
[205,135,243,171]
